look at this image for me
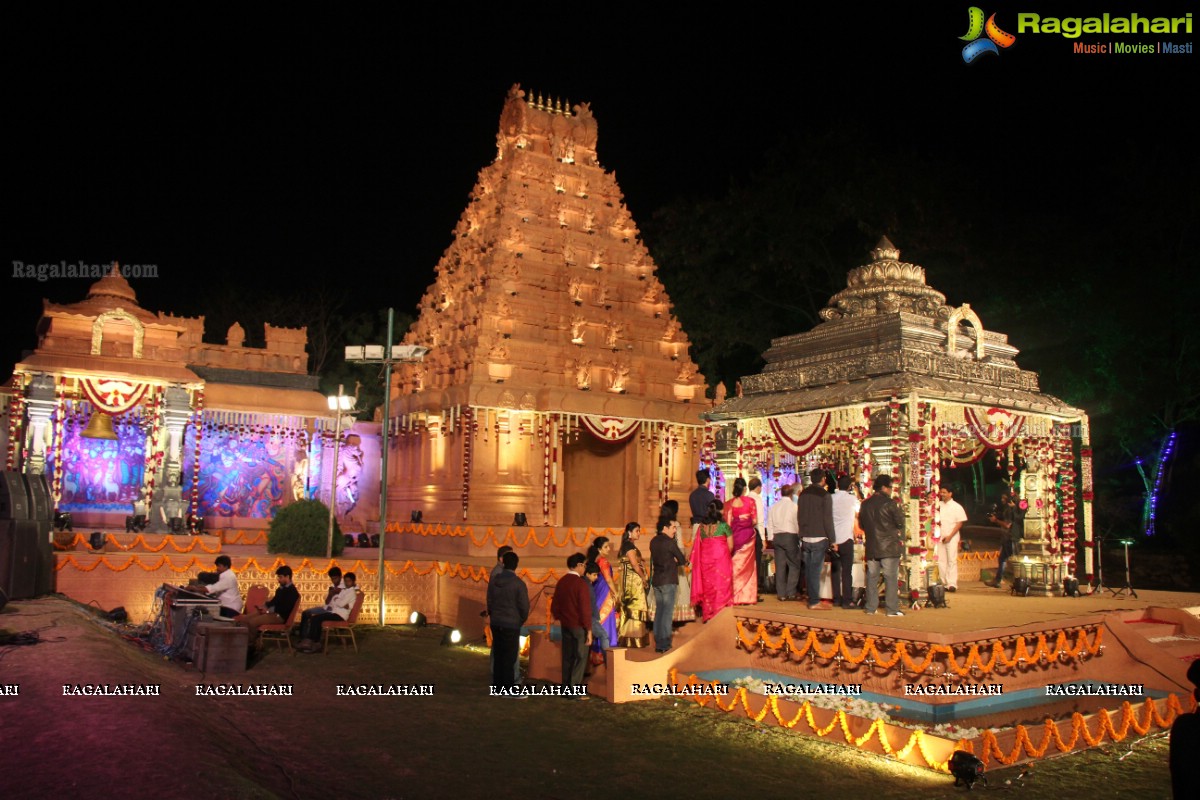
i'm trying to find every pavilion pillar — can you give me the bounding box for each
[23,373,57,476]
[1079,415,1094,582]
[161,386,192,485]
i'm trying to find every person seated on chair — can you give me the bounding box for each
[297,572,357,652]
[188,555,241,618]
[234,565,299,642]
[299,566,344,616]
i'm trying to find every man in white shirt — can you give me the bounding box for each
[198,555,241,618]
[937,487,968,592]
[767,483,801,600]
[830,475,860,608]
[298,572,359,652]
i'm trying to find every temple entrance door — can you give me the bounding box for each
[562,434,637,530]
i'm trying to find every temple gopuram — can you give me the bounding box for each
[386,85,708,530]
[1,269,337,532]
[706,238,1093,594]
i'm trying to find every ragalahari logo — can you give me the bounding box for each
[960,7,1017,62]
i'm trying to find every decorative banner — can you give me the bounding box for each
[580,414,641,442]
[80,378,151,416]
[767,412,831,456]
[964,407,1025,449]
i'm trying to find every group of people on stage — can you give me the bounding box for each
[185,558,359,656]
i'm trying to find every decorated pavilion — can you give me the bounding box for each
[386,86,708,529]
[706,238,1093,593]
[1,269,338,531]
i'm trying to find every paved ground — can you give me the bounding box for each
[0,595,1179,800]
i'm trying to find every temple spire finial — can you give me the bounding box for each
[872,236,900,262]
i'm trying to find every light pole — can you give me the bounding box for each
[345,308,428,625]
[325,385,355,559]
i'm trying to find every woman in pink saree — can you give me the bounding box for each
[690,499,733,622]
[725,476,759,605]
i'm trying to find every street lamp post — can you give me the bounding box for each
[325,385,355,559]
[344,308,428,625]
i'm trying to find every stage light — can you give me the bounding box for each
[441,628,463,646]
[512,512,527,527]
[187,515,205,534]
[54,512,73,532]
[168,517,185,534]
[410,510,423,523]
[370,533,380,548]
[125,515,147,533]
[409,611,427,627]
[89,531,105,551]
[357,533,370,548]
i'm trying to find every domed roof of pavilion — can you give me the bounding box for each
[708,239,1083,419]
[42,264,160,324]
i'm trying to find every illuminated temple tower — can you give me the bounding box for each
[389,86,708,528]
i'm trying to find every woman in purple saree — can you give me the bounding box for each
[587,536,618,664]
[690,499,733,622]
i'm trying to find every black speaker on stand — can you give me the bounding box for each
[22,474,55,596]
[1,471,33,600]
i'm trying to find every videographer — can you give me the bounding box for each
[985,493,1019,588]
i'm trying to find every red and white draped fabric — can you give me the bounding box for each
[579,415,641,443]
[766,412,830,456]
[964,407,1025,449]
[80,377,151,416]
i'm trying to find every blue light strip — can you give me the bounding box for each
[1146,431,1176,536]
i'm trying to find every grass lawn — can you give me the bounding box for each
[1,597,1177,799]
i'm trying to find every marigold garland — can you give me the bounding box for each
[959,693,1193,766]
[735,620,1103,676]
[667,669,960,772]
[668,669,1193,772]
[53,533,222,554]
[54,553,562,585]
[380,522,619,549]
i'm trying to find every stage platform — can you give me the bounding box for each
[44,527,1200,771]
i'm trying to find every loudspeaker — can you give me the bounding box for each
[3,520,40,599]
[0,472,30,520]
[22,474,52,521]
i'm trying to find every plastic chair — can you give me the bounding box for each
[257,597,301,653]
[243,585,269,615]
[322,592,365,654]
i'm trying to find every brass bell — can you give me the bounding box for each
[81,411,118,440]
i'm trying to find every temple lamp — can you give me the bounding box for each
[325,385,356,559]
[440,628,463,647]
[344,320,430,626]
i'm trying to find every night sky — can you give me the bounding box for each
[4,5,1195,379]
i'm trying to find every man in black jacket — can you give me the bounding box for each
[859,475,906,617]
[796,468,835,610]
[487,551,530,689]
